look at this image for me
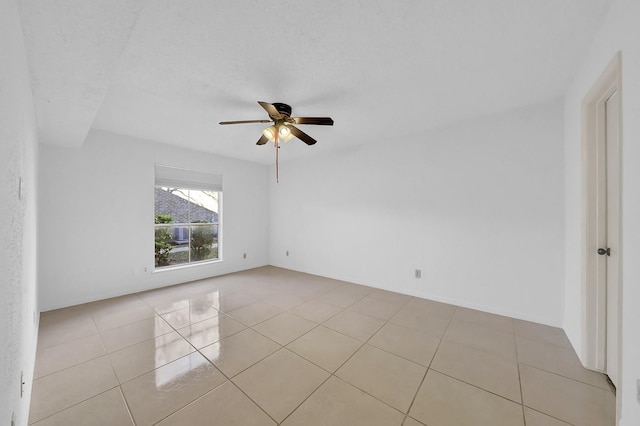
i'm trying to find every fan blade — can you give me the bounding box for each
[289,125,317,145]
[219,119,272,125]
[256,134,269,145]
[291,117,334,126]
[258,101,283,120]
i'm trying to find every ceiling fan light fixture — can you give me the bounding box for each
[263,125,276,141]
[278,124,290,138]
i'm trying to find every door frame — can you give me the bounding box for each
[581,52,622,380]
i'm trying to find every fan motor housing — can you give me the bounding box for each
[272,103,292,118]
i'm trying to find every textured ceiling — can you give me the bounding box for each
[19,0,612,164]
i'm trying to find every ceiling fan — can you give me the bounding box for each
[219,101,334,146]
[219,101,334,182]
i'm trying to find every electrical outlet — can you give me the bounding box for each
[415,269,422,278]
[286,250,289,256]
[243,253,247,259]
[20,371,25,397]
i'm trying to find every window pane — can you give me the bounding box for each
[190,223,218,262]
[167,225,190,266]
[186,189,219,223]
[155,187,193,223]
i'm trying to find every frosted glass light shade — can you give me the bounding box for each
[279,125,291,138]
[263,126,276,141]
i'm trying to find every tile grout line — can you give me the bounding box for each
[519,362,615,392]
[149,380,238,425]
[32,337,105,381]
[92,309,138,425]
[511,317,527,426]
[522,406,579,426]
[28,387,128,426]
[513,332,612,391]
[402,303,458,424]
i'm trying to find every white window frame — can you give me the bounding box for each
[154,164,223,270]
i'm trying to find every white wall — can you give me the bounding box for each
[39,130,270,310]
[563,0,640,424]
[0,0,39,424]
[270,100,565,325]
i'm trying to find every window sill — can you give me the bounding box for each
[153,258,223,273]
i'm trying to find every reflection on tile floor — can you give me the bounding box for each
[30,266,615,425]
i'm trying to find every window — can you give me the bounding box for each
[154,165,222,269]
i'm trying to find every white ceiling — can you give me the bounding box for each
[19,0,612,164]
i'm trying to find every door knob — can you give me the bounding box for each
[597,247,611,256]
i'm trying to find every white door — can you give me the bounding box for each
[583,53,621,421]
[603,90,620,388]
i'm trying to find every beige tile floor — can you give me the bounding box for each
[30,266,615,425]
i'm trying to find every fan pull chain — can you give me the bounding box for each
[275,131,279,183]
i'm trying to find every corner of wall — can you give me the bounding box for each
[0,0,40,424]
